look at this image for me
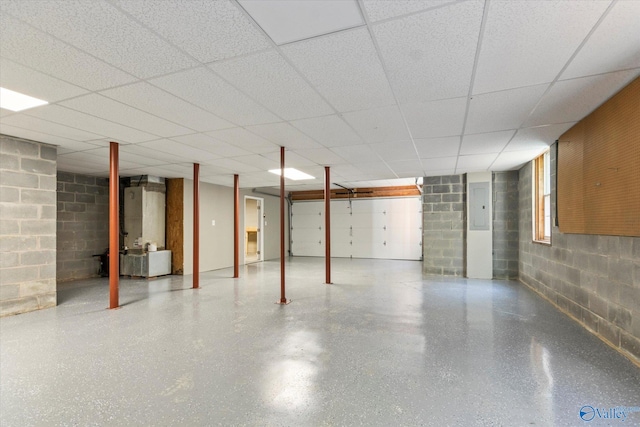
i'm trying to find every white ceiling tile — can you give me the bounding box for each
[56,141,105,155]
[245,122,323,151]
[373,1,483,104]
[170,133,253,158]
[150,67,280,126]
[239,0,363,45]
[402,97,467,138]
[23,105,156,144]
[0,14,136,91]
[424,169,456,177]
[58,151,108,169]
[356,161,396,175]
[421,156,457,171]
[122,141,193,163]
[415,136,460,158]
[229,154,280,170]
[57,162,107,176]
[455,153,498,173]
[281,28,395,112]
[491,149,543,171]
[100,82,234,132]
[525,70,639,127]
[134,140,218,163]
[0,58,88,103]
[465,84,548,134]
[362,0,454,22]
[202,175,235,187]
[211,50,334,121]
[80,147,167,167]
[262,151,317,168]
[203,158,261,174]
[330,164,364,178]
[474,1,609,95]
[0,110,14,118]
[2,0,197,79]
[60,94,192,138]
[504,123,575,152]
[370,141,418,162]
[386,160,424,178]
[330,144,381,163]
[292,148,347,166]
[206,128,279,155]
[113,0,270,63]
[342,105,410,143]
[562,0,640,79]
[1,115,105,141]
[290,115,363,147]
[459,130,515,155]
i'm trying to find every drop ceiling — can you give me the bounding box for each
[0,0,638,191]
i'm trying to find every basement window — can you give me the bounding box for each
[534,150,551,244]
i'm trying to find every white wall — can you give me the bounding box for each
[467,172,493,279]
[182,180,288,274]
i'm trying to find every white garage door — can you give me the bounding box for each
[291,197,422,260]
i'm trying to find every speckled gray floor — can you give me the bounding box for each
[1,258,639,426]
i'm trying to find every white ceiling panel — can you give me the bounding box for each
[562,0,640,79]
[491,149,545,171]
[293,148,347,166]
[370,141,418,162]
[171,133,252,158]
[402,97,467,138]
[60,94,192,138]
[245,122,323,151]
[386,160,424,178]
[206,128,279,155]
[421,156,457,171]
[414,136,460,158]
[455,153,498,172]
[57,141,105,155]
[100,82,234,132]
[474,0,609,95]
[262,151,317,168]
[134,139,218,163]
[465,84,548,134]
[0,58,88,103]
[373,1,483,104]
[202,158,261,174]
[230,154,280,170]
[112,0,270,63]
[211,50,334,121]
[58,151,108,168]
[290,115,363,147]
[330,144,382,164]
[504,123,575,153]
[460,130,515,155]
[356,161,396,175]
[0,14,136,91]
[122,141,194,163]
[281,28,395,112]
[24,105,157,144]
[362,0,454,22]
[202,175,235,187]
[2,0,197,79]
[525,69,639,127]
[1,115,105,142]
[77,147,167,167]
[150,67,280,126]
[342,105,410,143]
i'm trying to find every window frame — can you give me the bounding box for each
[533,150,551,244]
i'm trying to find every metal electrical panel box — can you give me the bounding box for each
[469,182,490,231]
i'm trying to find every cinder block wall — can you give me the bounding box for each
[0,135,57,316]
[422,175,466,276]
[519,144,640,362]
[493,171,519,279]
[56,171,109,282]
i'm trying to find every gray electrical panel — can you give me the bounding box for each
[469,182,490,231]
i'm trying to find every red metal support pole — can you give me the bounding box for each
[233,174,239,278]
[278,147,288,304]
[193,163,200,289]
[325,166,332,284]
[109,142,119,309]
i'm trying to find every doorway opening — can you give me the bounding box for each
[244,196,264,264]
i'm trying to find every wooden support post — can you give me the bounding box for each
[233,174,239,278]
[109,142,119,309]
[193,163,200,289]
[325,166,332,284]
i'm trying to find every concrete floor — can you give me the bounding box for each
[1,258,639,426]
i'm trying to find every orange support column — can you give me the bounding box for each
[324,166,332,284]
[109,142,119,309]
[193,163,200,289]
[277,147,289,304]
[233,174,239,278]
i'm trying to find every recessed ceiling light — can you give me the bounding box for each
[269,168,315,180]
[0,87,48,112]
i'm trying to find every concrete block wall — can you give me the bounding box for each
[56,171,109,281]
[519,144,640,363]
[0,135,57,316]
[493,171,519,279]
[422,175,466,276]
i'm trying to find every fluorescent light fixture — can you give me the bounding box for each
[268,168,315,180]
[0,87,48,112]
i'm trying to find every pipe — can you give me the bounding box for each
[233,174,239,278]
[279,147,287,304]
[193,163,200,289]
[324,166,332,284]
[109,142,119,309]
